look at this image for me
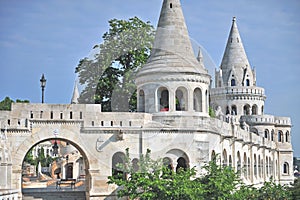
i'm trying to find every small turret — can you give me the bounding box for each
[219,17,255,87]
[71,82,79,104]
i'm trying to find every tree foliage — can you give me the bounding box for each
[108,150,293,200]
[75,17,155,112]
[0,96,29,111]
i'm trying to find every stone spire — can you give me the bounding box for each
[220,17,254,87]
[137,0,207,77]
[71,81,79,104]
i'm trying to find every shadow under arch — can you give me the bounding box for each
[11,130,93,199]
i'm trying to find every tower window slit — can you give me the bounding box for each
[170,3,172,8]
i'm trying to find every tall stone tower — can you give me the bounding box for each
[210,17,266,117]
[136,0,211,126]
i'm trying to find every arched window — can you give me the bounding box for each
[158,87,169,112]
[243,153,247,178]
[278,131,283,142]
[264,129,269,140]
[254,154,257,177]
[112,152,126,180]
[252,104,258,115]
[176,157,188,173]
[271,130,274,141]
[193,88,202,112]
[226,106,230,115]
[205,90,208,113]
[247,157,251,178]
[243,104,250,115]
[266,156,269,177]
[138,90,145,112]
[258,155,261,178]
[231,105,237,115]
[261,106,264,114]
[285,131,289,143]
[283,162,289,174]
[229,155,232,168]
[222,149,228,167]
[237,152,241,175]
[231,79,236,86]
[211,150,216,162]
[176,87,188,111]
[132,158,139,172]
[246,79,250,86]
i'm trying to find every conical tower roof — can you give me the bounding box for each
[71,82,79,104]
[220,17,253,86]
[137,0,207,77]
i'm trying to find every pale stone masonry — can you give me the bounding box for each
[0,0,293,199]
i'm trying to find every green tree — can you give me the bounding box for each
[76,17,155,112]
[24,148,37,166]
[289,178,300,200]
[0,97,29,110]
[0,97,14,110]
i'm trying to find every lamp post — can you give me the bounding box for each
[40,74,46,103]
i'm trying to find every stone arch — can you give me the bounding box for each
[229,155,232,168]
[285,131,289,143]
[112,152,126,179]
[13,130,92,197]
[283,162,289,174]
[193,88,202,112]
[264,129,269,140]
[252,104,258,115]
[243,104,250,115]
[138,89,145,112]
[166,149,189,172]
[278,130,283,142]
[211,150,216,162]
[258,155,261,178]
[237,151,241,175]
[132,158,139,172]
[271,129,274,141]
[157,86,169,112]
[231,79,236,86]
[231,105,237,115]
[175,87,188,111]
[243,152,247,178]
[254,154,257,177]
[222,149,228,167]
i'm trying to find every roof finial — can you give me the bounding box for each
[232,16,236,22]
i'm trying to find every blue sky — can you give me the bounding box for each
[0,0,299,156]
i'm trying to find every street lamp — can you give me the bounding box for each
[40,74,46,103]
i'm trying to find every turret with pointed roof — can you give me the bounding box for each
[136,0,210,118]
[210,17,266,117]
[218,17,255,87]
[71,82,79,104]
[137,0,207,77]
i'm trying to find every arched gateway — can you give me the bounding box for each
[12,125,93,198]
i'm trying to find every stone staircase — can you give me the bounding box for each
[23,191,86,200]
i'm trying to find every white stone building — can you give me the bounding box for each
[0,0,293,199]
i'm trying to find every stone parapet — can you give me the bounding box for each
[241,115,291,126]
[210,86,266,99]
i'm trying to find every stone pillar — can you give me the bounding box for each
[0,163,8,188]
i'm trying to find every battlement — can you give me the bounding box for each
[0,103,153,130]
